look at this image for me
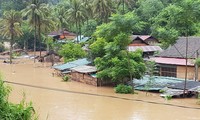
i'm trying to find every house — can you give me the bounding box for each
[48,29,76,41]
[70,65,100,86]
[128,35,162,58]
[150,37,200,81]
[52,58,91,76]
[130,35,159,46]
[73,35,91,43]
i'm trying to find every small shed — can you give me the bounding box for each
[52,58,91,76]
[70,65,100,86]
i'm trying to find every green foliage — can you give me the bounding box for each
[62,75,69,82]
[91,12,146,84]
[0,74,37,120]
[152,0,200,47]
[195,58,200,67]
[0,43,5,52]
[115,84,133,94]
[82,20,97,37]
[58,42,86,63]
[164,95,172,100]
[197,90,200,105]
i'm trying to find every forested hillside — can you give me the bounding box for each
[0,0,200,48]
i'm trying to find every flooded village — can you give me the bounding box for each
[1,0,200,120]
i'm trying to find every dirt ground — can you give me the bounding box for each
[0,58,200,120]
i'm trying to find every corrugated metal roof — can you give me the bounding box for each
[128,46,162,52]
[53,58,91,71]
[131,76,183,91]
[150,57,194,66]
[157,37,200,58]
[73,35,91,43]
[71,65,97,73]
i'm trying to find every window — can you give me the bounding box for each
[160,65,177,77]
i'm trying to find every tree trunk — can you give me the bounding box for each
[38,20,42,58]
[34,15,37,63]
[9,33,13,64]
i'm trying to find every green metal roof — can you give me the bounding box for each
[53,58,91,71]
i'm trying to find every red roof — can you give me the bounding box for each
[150,57,194,66]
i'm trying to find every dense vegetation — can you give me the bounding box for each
[0,74,37,120]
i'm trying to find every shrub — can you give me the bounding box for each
[197,90,200,105]
[0,43,5,52]
[0,74,37,120]
[164,95,172,100]
[114,84,133,94]
[62,75,69,82]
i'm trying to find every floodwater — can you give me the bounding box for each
[0,58,200,120]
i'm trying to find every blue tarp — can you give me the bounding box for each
[53,58,91,71]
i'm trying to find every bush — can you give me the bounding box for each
[0,43,5,52]
[114,84,133,94]
[62,75,69,82]
[0,74,37,120]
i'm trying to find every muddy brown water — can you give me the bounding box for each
[0,58,200,120]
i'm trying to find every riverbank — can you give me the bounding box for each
[0,58,200,120]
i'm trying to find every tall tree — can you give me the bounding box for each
[23,0,50,60]
[0,10,23,64]
[115,0,136,14]
[90,12,145,85]
[92,0,113,23]
[65,0,87,43]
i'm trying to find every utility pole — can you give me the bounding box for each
[195,50,199,81]
[183,35,188,97]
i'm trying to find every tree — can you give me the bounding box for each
[115,0,136,14]
[0,10,23,64]
[90,12,146,85]
[152,1,200,47]
[136,0,164,34]
[58,42,86,62]
[92,0,114,23]
[65,0,87,43]
[23,0,50,61]
[82,19,97,37]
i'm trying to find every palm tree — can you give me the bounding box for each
[53,4,69,32]
[23,0,49,61]
[65,0,87,43]
[92,0,113,23]
[115,0,136,14]
[0,10,23,64]
[82,0,93,24]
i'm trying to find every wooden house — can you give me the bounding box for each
[48,29,76,42]
[150,37,200,81]
[128,35,162,58]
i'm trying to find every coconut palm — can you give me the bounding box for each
[92,0,113,23]
[53,4,69,32]
[115,0,136,13]
[82,0,93,24]
[115,0,135,14]
[0,10,23,64]
[65,0,87,43]
[23,0,50,61]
